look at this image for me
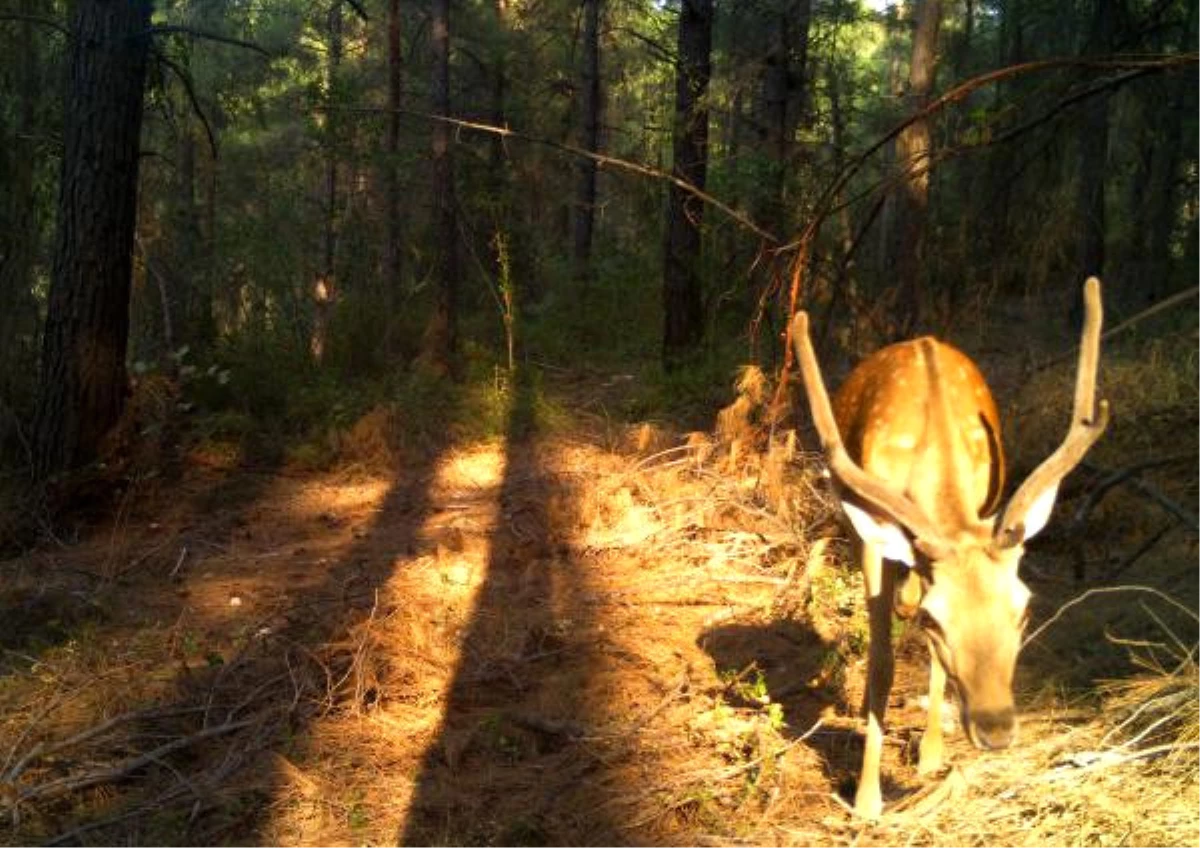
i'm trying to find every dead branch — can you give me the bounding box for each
[144,25,271,57]
[1124,477,1198,532]
[1024,585,1199,650]
[767,53,1198,412]
[316,105,777,244]
[14,717,256,806]
[1039,286,1200,371]
[506,710,586,739]
[0,13,70,36]
[1073,457,1199,534]
[1100,522,1174,581]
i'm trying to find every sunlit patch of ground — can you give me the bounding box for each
[0,349,1195,846]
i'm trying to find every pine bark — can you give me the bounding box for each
[384,0,403,310]
[34,0,153,478]
[0,0,42,403]
[573,0,601,289]
[662,0,713,368]
[887,0,942,337]
[421,0,459,376]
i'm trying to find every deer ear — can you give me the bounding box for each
[842,501,916,566]
[1015,483,1060,542]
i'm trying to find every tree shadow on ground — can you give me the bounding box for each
[0,452,285,683]
[25,413,455,843]
[699,618,915,811]
[398,371,625,845]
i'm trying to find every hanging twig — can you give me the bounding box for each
[143,26,271,57]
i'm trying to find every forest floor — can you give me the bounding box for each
[1,314,1197,846]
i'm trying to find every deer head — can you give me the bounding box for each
[791,278,1108,770]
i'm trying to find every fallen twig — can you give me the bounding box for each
[14,717,256,806]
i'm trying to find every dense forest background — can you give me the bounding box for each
[0,2,1198,845]
[0,0,1196,483]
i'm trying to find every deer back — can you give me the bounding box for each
[831,337,1005,533]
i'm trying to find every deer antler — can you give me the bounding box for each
[995,277,1110,548]
[790,312,951,550]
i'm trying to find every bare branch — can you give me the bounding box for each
[767,52,1198,411]
[316,105,778,243]
[144,25,271,58]
[153,47,219,160]
[15,718,256,805]
[0,13,69,37]
[343,0,369,22]
[1024,585,1199,649]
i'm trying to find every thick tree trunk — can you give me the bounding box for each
[421,0,459,376]
[573,0,601,289]
[887,0,941,337]
[34,0,152,478]
[662,0,713,368]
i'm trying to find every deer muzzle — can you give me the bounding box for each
[966,706,1016,750]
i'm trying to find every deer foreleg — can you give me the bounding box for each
[855,541,895,819]
[918,645,946,775]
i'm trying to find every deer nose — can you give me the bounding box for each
[970,707,1016,749]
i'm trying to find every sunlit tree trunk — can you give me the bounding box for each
[887,0,942,337]
[34,0,153,478]
[421,0,459,376]
[662,0,713,368]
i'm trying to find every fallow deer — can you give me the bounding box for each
[790,278,1109,819]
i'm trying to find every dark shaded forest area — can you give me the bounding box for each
[0,1,1196,845]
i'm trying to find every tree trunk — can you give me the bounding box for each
[34,0,153,479]
[313,0,344,364]
[383,0,403,316]
[421,0,458,376]
[1140,3,1194,303]
[759,0,811,235]
[887,0,942,337]
[662,0,713,368]
[171,37,212,355]
[0,0,42,408]
[1072,0,1116,290]
[573,0,601,290]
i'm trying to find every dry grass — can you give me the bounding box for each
[0,345,1196,846]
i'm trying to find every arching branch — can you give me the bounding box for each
[316,105,779,244]
[0,13,69,37]
[144,25,271,58]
